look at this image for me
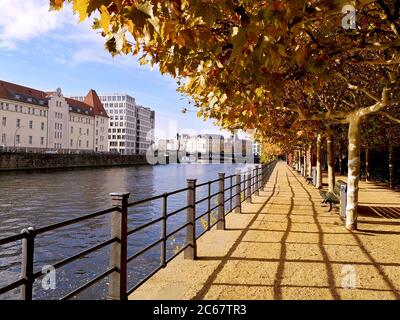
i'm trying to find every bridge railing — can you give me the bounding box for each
[0,160,277,300]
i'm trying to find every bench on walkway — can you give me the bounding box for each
[305,176,313,185]
[319,182,341,212]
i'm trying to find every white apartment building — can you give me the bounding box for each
[70,93,155,155]
[0,80,109,152]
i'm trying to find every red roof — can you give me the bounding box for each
[84,89,108,118]
[0,80,48,106]
[0,80,108,118]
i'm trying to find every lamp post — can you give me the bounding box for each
[14,126,25,148]
[76,133,86,150]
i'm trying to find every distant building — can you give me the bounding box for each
[0,80,108,152]
[253,141,261,156]
[70,94,155,155]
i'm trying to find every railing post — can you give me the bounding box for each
[108,192,130,300]
[261,164,266,191]
[184,179,197,259]
[260,164,264,191]
[20,227,35,300]
[255,165,261,196]
[235,169,242,213]
[217,173,225,230]
[161,193,167,267]
[246,168,252,203]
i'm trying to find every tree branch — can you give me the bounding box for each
[357,87,390,117]
[378,111,400,124]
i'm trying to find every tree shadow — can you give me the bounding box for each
[289,169,341,299]
[192,169,279,300]
[358,206,400,219]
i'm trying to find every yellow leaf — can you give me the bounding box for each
[99,5,111,32]
[73,0,89,22]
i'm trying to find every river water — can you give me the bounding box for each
[0,163,250,299]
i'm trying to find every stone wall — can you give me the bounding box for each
[0,152,148,171]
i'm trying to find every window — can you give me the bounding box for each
[70,139,73,147]
[2,117,6,126]
[79,140,81,147]
[86,141,89,148]
[71,127,73,134]
[29,121,33,129]
[16,135,20,144]
[79,128,82,134]
[41,122,44,131]
[29,136,32,145]
[16,119,20,128]
[40,137,44,145]
[1,133,6,144]
[86,128,89,135]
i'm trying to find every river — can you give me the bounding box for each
[0,163,249,299]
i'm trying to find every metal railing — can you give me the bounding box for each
[0,160,277,300]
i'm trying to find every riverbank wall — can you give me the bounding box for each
[0,152,148,171]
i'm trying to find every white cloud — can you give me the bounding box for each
[0,0,71,49]
[0,0,141,68]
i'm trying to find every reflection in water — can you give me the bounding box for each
[0,163,247,299]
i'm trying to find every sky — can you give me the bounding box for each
[0,0,234,139]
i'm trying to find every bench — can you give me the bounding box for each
[319,182,341,212]
[305,176,313,185]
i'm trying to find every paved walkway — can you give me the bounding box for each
[130,161,400,300]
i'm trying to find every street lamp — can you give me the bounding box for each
[14,125,25,148]
[76,133,86,150]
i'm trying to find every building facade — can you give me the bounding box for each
[0,80,109,152]
[70,94,155,155]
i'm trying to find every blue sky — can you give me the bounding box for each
[0,0,231,139]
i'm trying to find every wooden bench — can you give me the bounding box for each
[305,176,313,185]
[319,182,341,212]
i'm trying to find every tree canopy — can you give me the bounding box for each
[51,0,400,230]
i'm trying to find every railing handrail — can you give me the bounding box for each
[0,159,277,300]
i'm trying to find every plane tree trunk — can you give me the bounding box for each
[346,116,361,231]
[365,148,370,182]
[389,143,394,189]
[327,127,335,193]
[316,133,323,189]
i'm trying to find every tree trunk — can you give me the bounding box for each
[307,144,312,177]
[316,133,323,189]
[338,144,343,175]
[303,149,307,176]
[327,127,335,193]
[346,116,361,230]
[365,148,370,182]
[389,143,394,189]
